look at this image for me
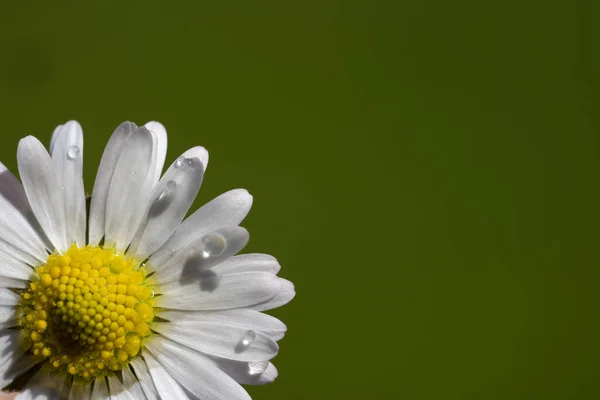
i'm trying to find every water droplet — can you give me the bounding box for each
[67,146,80,160]
[167,180,177,189]
[200,233,226,258]
[151,187,174,216]
[174,156,185,168]
[248,361,269,375]
[157,190,169,202]
[175,156,200,169]
[239,330,256,349]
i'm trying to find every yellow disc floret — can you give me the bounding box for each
[20,245,154,380]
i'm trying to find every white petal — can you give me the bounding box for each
[143,121,168,184]
[0,209,46,265]
[0,355,40,388]
[108,374,138,400]
[127,147,206,261]
[151,226,249,284]
[0,164,50,262]
[247,278,295,312]
[0,288,21,306]
[15,366,66,399]
[130,358,159,400]
[121,364,148,400]
[16,387,60,399]
[213,254,281,275]
[155,272,281,311]
[88,122,137,246]
[0,330,27,370]
[104,127,158,252]
[212,359,278,385]
[0,219,45,266]
[90,377,109,400]
[68,379,91,400]
[17,136,68,253]
[153,320,278,362]
[0,239,41,268]
[0,277,27,289]
[149,189,252,267]
[0,162,50,250]
[146,337,251,400]
[0,249,34,281]
[49,123,62,155]
[156,309,287,340]
[0,307,19,329]
[15,386,54,399]
[142,351,190,400]
[50,121,86,247]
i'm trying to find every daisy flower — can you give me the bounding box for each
[0,121,294,399]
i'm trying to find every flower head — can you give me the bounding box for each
[0,121,294,399]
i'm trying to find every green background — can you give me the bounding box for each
[1,1,599,399]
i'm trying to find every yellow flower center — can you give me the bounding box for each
[20,245,155,380]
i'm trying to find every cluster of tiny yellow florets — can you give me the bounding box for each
[20,245,155,379]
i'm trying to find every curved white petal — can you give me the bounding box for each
[49,123,62,155]
[153,320,278,362]
[17,136,68,253]
[130,358,159,400]
[0,277,27,289]
[143,121,168,185]
[108,374,139,400]
[0,162,50,250]
[0,307,19,329]
[212,358,278,385]
[146,338,251,400]
[50,121,86,247]
[247,278,295,312]
[150,189,252,267]
[0,163,50,261]
[127,147,206,261]
[15,365,66,399]
[0,238,41,268]
[0,249,34,281]
[213,254,281,275]
[104,127,157,252]
[156,309,287,340]
[15,386,53,399]
[0,205,47,265]
[90,376,109,400]
[0,218,46,266]
[0,288,21,306]
[121,364,148,400]
[88,122,137,246]
[0,355,41,388]
[155,272,281,311]
[0,330,28,370]
[68,379,91,400]
[142,351,190,399]
[151,226,249,283]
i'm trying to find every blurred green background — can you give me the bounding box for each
[1,1,599,399]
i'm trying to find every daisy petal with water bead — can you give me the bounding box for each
[0,120,294,399]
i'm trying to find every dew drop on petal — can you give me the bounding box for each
[238,330,256,350]
[67,146,80,160]
[166,180,177,190]
[200,233,226,258]
[175,156,185,168]
[157,190,169,202]
[248,361,269,375]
